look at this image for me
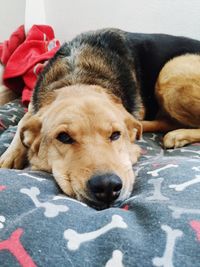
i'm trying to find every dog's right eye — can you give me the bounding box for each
[56,132,75,144]
[110,131,121,141]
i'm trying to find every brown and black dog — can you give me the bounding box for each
[0,29,200,209]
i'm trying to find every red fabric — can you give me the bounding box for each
[0,25,25,65]
[0,25,60,105]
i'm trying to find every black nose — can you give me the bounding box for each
[88,173,122,204]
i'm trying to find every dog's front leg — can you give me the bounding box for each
[0,108,32,169]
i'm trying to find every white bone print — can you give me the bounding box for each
[20,187,69,217]
[147,164,178,177]
[146,178,169,201]
[153,225,183,267]
[180,149,200,156]
[0,108,15,113]
[7,115,17,123]
[137,136,147,143]
[134,162,149,176]
[105,250,124,267]
[134,166,144,176]
[143,155,152,159]
[18,173,46,182]
[0,215,5,229]
[0,107,18,112]
[64,215,127,250]
[53,195,87,206]
[192,166,200,172]
[169,175,200,191]
[149,133,157,141]
[168,205,200,219]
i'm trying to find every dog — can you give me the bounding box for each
[0,28,200,209]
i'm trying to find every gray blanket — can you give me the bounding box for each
[0,100,200,267]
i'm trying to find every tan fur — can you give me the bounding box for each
[150,54,200,147]
[1,53,200,202]
[0,85,141,202]
[0,104,33,168]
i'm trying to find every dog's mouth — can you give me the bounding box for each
[76,188,126,210]
[80,196,123,210]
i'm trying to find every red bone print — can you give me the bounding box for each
[190,221,200,241]
[0,185,6,191]
[122,204,129,211]
[0,119,6,130]
[0,228,37,267]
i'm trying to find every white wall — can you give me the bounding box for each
[0,0,26,40]
[1,0,200,43]
[25,0,46,34]
[44,0,200,42]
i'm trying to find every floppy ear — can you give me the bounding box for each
[20,116,42,152]
[124,112,143,142]
[108,93,143,141]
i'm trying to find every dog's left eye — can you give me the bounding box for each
[56,132,75,144]
[110,131,121,141]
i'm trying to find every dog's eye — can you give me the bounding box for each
[56,132,75,144]
[110,131,121,141]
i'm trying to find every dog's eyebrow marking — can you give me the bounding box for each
[168,205,200,219]
[147,164,178,177]
[169,174,200,192]
[152,225,183,267]
[146,178,169,201]
[105,250,124,267]
[64,215,127,250]
[20,187,69,217]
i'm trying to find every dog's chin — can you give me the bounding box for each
[83,199,122,210]
[77,193,128,210]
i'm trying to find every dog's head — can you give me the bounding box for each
[21,85,142,209]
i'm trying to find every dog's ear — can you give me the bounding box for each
[108,94,143,141]
[124,112,142,142]
[20,116,42,152]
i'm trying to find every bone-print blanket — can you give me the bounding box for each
[0,100,200,267]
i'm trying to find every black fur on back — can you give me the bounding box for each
[33,28,200,119]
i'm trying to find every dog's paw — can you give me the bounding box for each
[0,149,26,169]
[163,130,191,148]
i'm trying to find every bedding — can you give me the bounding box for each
[0,100,200,267]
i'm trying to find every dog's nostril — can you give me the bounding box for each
[88,173,122,203]
[113,183,122,193]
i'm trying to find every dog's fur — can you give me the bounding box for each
[0,29,200,208]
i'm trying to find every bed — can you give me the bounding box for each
[0,99,200,267]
